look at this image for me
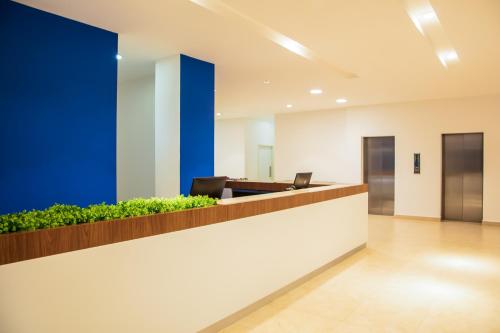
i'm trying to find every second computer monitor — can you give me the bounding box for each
[293,172,312,189]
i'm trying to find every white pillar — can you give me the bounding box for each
[154,55,180,197]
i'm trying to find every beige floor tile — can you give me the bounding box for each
[220,216,500,333]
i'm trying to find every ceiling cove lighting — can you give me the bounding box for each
[189,0,357,79]
[336,98,348,104]
[189,0,313,59]
[407,8,439,35]
[310,89,323,95]
[404,0,459,68]
[115,54,123,60]
[437,50,459,67]
[272,34,312,59]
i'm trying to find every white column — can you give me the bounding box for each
[155,55,180,197]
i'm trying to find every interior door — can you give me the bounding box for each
[442,133,483,222]
[257,145,274,181]
[363,137,395,215]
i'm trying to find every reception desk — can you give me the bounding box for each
[0,183,368,333]
[225,179,331,196]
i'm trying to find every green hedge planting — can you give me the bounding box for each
[0,196,217,235]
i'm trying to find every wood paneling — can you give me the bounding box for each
[0,184,367,266]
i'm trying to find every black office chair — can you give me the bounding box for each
[189,177,227,199]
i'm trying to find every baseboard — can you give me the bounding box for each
[198,243,367,333]
[483,221,500,226]
[394,215,441,222]
[394,215,500,224]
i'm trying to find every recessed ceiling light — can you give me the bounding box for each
[263,80,271,84]
[116,54,122,60]
[336,98,348,104]
[310,88,323,95]
[286,104,293,108]
[216,112,222,116]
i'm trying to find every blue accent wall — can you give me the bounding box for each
[180,55,215,196]
[0,1,118,214]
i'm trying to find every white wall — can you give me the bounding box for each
[0,193,367,333]
[275,95,500,222]
[215,117,275,179]
[276,109,351,182]
[215,118,246,177]
[117,76,155,201]
[245,117,275,180]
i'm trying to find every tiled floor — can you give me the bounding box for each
[219,216,500,333]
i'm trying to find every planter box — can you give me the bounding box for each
[0,184,368,266]
[0,205,225,266]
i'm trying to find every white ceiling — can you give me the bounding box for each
[17,0,500,118]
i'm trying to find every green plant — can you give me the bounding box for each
[0,195,217,235]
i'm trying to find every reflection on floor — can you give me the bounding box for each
[219,215,500,333]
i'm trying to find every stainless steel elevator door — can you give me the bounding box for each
[442,133,483,222]
[363,137,395,216]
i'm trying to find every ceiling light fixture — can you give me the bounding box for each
[404,0,459,68]
[420,11,438,22]
[263,80,271,84]
[437,50,459,67]
[310,89,323,95]
[273,35,312,60]
[411,11,439,34]
[216,112,222,116]
[286,104,293,108]
[336,98,348,104]
[116,54,122,60]
[188,0,356,78]
[406,4,439,35]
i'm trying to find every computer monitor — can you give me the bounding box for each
[190,177,227,199]
[293,172,312,189]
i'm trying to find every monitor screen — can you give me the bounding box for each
[293,172,312,189]
[190,177,227,199]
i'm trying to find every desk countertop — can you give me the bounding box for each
[225,179,336,192]
[219,183,354,205]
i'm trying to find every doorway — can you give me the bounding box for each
[442,133,483,222]
[363,137,395,215]
[257,145,274,181]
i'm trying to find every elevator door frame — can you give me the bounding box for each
[363,136,396,216]
[441,132,484,222]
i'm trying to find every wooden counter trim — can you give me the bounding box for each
[224,184,367,220]
[0,184,367,266]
